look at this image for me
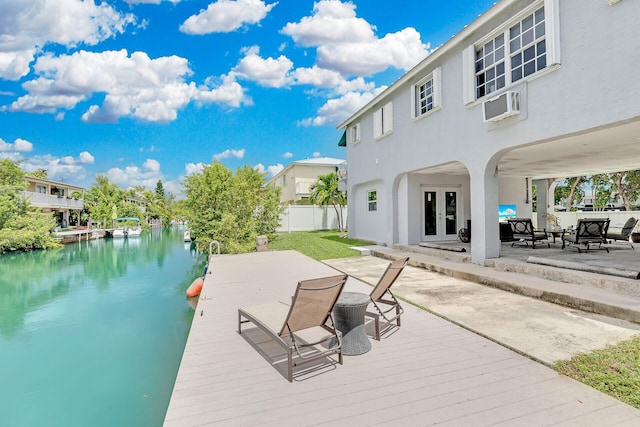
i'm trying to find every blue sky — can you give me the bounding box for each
[0,0,497,196]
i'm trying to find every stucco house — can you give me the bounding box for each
[268,156,346,204]
[23,176,85,227]
[339,0,640,264]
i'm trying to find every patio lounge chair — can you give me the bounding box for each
[238,273,348,382]
[366,257,410,340]
[507,218,550,248]
[561,218,610,253]
[607,217,637,249]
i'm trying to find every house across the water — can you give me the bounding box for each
[23,176,85,228]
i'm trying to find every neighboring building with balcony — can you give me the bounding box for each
[268,157,346,204]
[23,176,85,227]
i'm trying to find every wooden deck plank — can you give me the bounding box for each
[164,250,640,426]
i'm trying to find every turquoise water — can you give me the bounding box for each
[0,227,206,427]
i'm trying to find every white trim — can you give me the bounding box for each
[412,67,442,119]
[545,0,561,66]
[433,66,442,107]
[348,123,361,145]
[462,45,476,105]
[374,102,394,140]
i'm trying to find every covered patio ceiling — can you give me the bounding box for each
[416,118,640,179]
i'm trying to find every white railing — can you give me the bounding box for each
[23,191,84,210]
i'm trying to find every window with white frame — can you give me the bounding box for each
[412,67,442,118]
[367,190,377,212]
[349,123,361,144]
[373,102,393,139]
[463,0,559,103]
[36,184,47,194]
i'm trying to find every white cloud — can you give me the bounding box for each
[0,0,136,80]
[213,148,246,161]
[180,0,277,35]
[317,28,431,76]
[313,152,321,157]
[267,163,284,177]
[105,159,164,189]
[281,0,430,76]
[281,1,373,47]
[233,46,293,88]
[184,162,205,176]
[196,73,252,108]
[283,152,293,158]
[3,49,250,122]
[143,158,161,172]
[20,152,95,182]
[79,151,95,164]
[255,163,284,177]
[0,137,33,152]
[125,0,182,4]
[301,86,385,127]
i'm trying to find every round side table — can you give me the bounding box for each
[333,292,371,355]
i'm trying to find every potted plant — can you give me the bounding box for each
[546,213,561,232]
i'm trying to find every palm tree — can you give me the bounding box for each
[309,172,346,231]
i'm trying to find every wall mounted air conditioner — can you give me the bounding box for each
[483,91,520,122]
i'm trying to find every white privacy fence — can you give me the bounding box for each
[536,211,639,231]
[277,205,347,232]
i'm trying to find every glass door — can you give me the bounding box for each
[422,187,461,241]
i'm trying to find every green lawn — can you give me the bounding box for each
[269,230,374,260]
[553,335,640,408]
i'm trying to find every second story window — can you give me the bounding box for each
[509,7,546,83]
[463,0,559,104]
[412,67,441,119]
[475,34,506,98]
[373,102,393,139]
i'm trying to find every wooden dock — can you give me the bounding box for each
[164,250,640,426]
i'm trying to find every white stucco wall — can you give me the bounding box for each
[350,180,386,244]
[343,0,640,261]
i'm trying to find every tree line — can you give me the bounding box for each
[1,157,347,255]
[555,171,640,210]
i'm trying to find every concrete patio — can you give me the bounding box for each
[164,249,640,426]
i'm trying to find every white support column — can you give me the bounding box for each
[469,163,501,264]
[385,180,397,248]
[533,179,549,228]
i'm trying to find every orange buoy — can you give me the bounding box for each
[186,277,204,297]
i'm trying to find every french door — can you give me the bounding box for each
[421,186,461,241]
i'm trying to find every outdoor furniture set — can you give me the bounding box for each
[238,257,409,382]
[506,217,637,253]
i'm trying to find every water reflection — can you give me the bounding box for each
[0,226,207,426]
[0,227,206,339]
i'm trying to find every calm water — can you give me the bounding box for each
[0,227,206,427]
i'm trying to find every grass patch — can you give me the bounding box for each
[553,335,640,408]
[269,230,375,260]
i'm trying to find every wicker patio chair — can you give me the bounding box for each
[238,273,347,382]
[366,257,410,340]
[562,218,610,253]
[607,217,637,249]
